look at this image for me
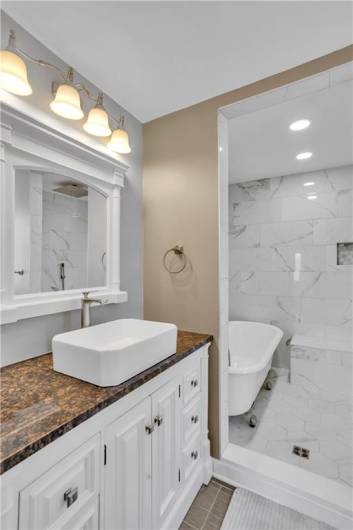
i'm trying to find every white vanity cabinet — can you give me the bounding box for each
[0,344,211,530]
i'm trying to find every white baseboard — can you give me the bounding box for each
[213,446,353,530]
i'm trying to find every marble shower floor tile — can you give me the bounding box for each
[228,368,353,488]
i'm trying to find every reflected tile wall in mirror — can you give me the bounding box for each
[14,170,107,295]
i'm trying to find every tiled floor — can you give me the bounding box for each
[229,360,353,487]
[180,478,235,530]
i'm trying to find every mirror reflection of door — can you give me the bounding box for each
[14,170,107,294]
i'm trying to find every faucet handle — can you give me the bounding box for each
[82,291,91,299]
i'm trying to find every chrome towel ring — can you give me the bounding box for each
[163,245,187,274]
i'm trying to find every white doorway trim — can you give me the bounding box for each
[216,61,353,524]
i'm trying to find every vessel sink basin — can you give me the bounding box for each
[52,319,177,387]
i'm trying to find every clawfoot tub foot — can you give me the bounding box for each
[249,414,257,428]
[264,380,273,391]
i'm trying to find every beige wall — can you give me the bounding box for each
[143,45,353,457]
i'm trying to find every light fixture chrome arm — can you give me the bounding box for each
[7,30,67,81]
[16,49,67,80]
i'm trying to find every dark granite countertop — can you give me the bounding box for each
[0,330,212,475]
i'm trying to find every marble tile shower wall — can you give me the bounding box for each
[229,165,353,367]
[42,191,88,292]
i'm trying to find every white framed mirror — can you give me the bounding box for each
[14,170,107,294]
[0,103,128,324]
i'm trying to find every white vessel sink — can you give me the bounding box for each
[52,319,177,387]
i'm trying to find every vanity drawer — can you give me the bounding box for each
[182,433,201,482]
[183,397,201,446]
[183,360,201,405]
[19,434,100,530]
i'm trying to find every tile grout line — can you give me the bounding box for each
[184,524,198,530]
[183,482,219,530]
[200,485,223,530]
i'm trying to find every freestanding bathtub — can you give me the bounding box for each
[228,321,283,416]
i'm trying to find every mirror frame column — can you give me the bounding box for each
[0,125,15,314]
[107,170,125,293]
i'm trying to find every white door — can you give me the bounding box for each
[104,398,152,530]
[151,379,182,528]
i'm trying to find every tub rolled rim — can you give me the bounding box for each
[228,321,283,374]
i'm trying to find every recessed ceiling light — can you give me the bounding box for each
[307,194,317,200]
[296,152,312,160]
[289,119,311,131]
[304,181,315,186]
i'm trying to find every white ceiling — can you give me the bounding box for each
[228,80,353,183]
[2,1,353,122]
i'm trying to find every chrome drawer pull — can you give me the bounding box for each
[191,450,199,460]
[154,415,163,427]
[191,379,199,388]
[63,487,78,508]
[191,415,199,424]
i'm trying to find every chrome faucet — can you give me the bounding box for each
[81,291,104,328]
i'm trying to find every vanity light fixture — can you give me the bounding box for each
[0,30,32,95]
[83,93,112,137]
[303,181,315,186]
[107,117,131,153]
[289,119,311,131]
[50,68,84,120]
[0,30,132,154]
[296,152,312,160]
[307,194,317,200]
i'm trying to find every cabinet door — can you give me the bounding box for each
[104,399,152,530]
[151,378,182,528]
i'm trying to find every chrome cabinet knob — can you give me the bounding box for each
[191,379,199,388]
[145,424,155,435]
[191,415,199,424]
[154,415,163,427]
[63,487,78,508]
[191,450,198,460]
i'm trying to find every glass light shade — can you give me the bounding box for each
[0,49,32,95]
[50,84,84,120]
[83,106,111,137]
[107,128,131,154]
